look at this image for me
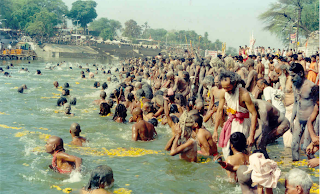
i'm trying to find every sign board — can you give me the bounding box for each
[205,50,218,58]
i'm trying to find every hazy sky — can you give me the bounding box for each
[63,0,284,49]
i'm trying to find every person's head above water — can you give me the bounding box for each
[230,132,247,154]
[53,81,59,88]
[70,98,77,105]
[64,103,71,114]
[94,81,100,88]
[36,70,41,75]
[62,89,70,96]
[100,91,107,100]
[84,165,114,191]
[22,84,27,89]
[102,82,108,90]
[70,123,81,136]
[17,86,24,93]
[113,104,127,121]
[99,103,111,116]
[64,82,69,88]
[132,107,143,121]
[45,136,65,154]
[57,97,67,106]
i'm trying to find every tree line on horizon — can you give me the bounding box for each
[0,0,318,53]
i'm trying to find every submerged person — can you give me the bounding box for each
[70,123,87,146]
[57,97,67,106]
[17,86,24,93]
[81,165,114,194]
[214,132,249,182]
[53,81,59,88]
[64,103,74,116]
[46,136,82,173]
[132,107,157,141]
[164,111,197,162]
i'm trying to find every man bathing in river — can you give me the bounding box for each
[132,107,157,141]
[70,123,87,146]
[46,136,82,174]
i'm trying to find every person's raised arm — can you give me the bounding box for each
[212,90,225,142]
[243,91,258,147]
[203,109,214,123]
[164,99,174,128]
[170,135,193,156]
[164,135,175,151]
[307,104,319,144]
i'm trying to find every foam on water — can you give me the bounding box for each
[62,171,82,183]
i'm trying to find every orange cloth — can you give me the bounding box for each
[307,62,317,83]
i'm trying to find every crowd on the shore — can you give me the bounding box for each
[7,46,319,194]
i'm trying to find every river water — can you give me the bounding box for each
[0,58,318,194]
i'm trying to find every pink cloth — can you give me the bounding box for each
[218,112,249,147]
[244,153,281,188]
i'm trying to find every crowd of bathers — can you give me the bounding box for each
[10,47,320,194]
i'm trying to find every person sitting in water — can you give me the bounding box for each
[93,91,107,105]
[94,81,100,88]
[46,136,82,173]
[142,102,155,121]
[53,81,59,88]
[64,103,74,116]
[81,165,114,194]
[113,104,127,123]
[99,103,111,116]
[164,111,197,162]
[214,132,249,182]
[57,97,67,106]
[132,107,157,141]
[190,113,218,157]
[36,70,41,75]
[70,123,86,146]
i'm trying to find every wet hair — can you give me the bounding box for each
[292,54,298,61]
[6,65,9,69]
[229,132,247,155]
[106,98,114,108]
[102,82,108,90]
[0,67,3,71]
[17,86,24,93]
[64,82,70,88]
[182,71,190,82]
[311,85,319,103]
[171,115,179,123]
[169,104,179,114]
[62,89,70,96]
[113,104,127,121]
[127,93,134,102]
[84,165,114,191]
[289,63,305,77]
[219,71,240,85]
[57,97,67,106]
[99,103,111,116]
[148,118,158,127]
[81,74,86,78]
[191,113,203,128]
[4,72,9,76]
[70,98,77,105]
[187,96,196,109]
[81,71,84,74]
[93,81,100,88]
[36,70,41,74]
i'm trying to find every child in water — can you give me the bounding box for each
[69,123,87,146]
[45,136,82,174]
[214,132,249,182]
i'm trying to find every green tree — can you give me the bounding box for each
[89,17,122,40]
[259,0,319,44]
[25,9,58,40]
[122,19,142,38]
[226,47,238,56]
[68,0,97,31]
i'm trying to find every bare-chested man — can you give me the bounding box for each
[46,136,82,174]
[164,111,197,162]
[245,59,258,93]
[70,123,87,146]
[132,108,157,141]
[289,63,315,161]
[213,71,258,159]
[256,58,265,79]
